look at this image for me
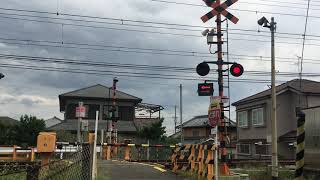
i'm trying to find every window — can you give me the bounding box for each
[255,144,270,155]
[252,108,264,126]
[237,144,251,155]
[238,111,248,127]
[192,130,200,137]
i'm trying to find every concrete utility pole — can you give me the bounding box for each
[179,84,183,143]
[270,17,278,180]
[77,102,83,143]
[174,105,177,134]
[257,16,278,179]
[112,78,118,144]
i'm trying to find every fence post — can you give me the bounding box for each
[87,133,95,180]
[295,112,305,180]
[26,163,40,180]
[13,145,17,161]
[30,147,35,162]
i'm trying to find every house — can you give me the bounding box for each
[232,79,320,160]
[172,115,237,148]
[48,84,163,142]
[45,116,62,128]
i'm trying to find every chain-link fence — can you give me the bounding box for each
[0,143,92,180]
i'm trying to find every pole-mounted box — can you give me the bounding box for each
[37,132,57,153]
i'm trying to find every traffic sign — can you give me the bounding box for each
[198,83,214,96]
[208,100,221,127]
[76,106,86,118]
[201,0,239,24]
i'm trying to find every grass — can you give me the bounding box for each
[0,172,27,180]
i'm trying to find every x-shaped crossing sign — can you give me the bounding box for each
[201,0,239,24]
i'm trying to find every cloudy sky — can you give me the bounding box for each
[0,0,320,135]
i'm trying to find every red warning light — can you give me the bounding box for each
[230,63,244,77]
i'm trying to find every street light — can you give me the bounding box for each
[0,73,4,79]
[258,16,278,179]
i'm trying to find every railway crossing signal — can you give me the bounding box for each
[196,62,244,77]
[230,63,244,77]
[201,0,239,24]
[196,62,210,76]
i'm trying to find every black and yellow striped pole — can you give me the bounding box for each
[295,111,305,180]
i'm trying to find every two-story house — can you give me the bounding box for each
[48,84,163,142]
[232,79,320,160]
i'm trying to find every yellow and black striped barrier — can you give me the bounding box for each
[295,112,305,180]
[171,144,217,180]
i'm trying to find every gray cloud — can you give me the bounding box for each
[0,0,319,134]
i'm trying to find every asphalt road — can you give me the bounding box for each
[97,160,188,180]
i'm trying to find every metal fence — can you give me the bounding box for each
[0,143,92,180]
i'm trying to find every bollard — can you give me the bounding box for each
[124,146,130,161]
[295,112,305,180]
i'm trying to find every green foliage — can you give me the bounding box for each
[13,115,46,147]
[138,118,166,142]
[0,122,16,145]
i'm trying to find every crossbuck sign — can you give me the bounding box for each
[201,0,239,24]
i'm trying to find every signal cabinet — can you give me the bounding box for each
[37,132,57,153]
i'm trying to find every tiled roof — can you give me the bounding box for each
[232,79,320,106]
[182,115,235,128]
[59,84,142,111]
[60,84,142,101]
[48,120,137,133]
[45,116,62,128]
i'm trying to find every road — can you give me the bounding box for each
[97,160,188,180]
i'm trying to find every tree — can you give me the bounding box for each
[13,115,46,147]
[0,123,15,145]
[138,118,166,142]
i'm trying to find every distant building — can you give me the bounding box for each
[171,115,237,149]
[232,79,320,160]
[48,84,163,142]
[45,116,62,128]
[0,116,18,126]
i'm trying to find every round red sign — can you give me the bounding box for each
[208,99,221,127]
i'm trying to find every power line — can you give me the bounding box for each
[149,0,320,18]
[0,62,284,83]
[1,53,320,78]
[150,0,320,10]
[1,7,320,39]
[1,36,320,64]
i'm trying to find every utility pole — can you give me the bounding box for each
[270,17,278,180]
[179,84,183,143]
[197,0,240,176]
[174,105,177,134]
[77,102,83,143]
[257,16,278,179]
[112,78,119,144]
[215,0,229,174]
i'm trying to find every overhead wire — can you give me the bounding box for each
[1,53,320,78]
[1,7,320,39]
[1,36,320,65]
